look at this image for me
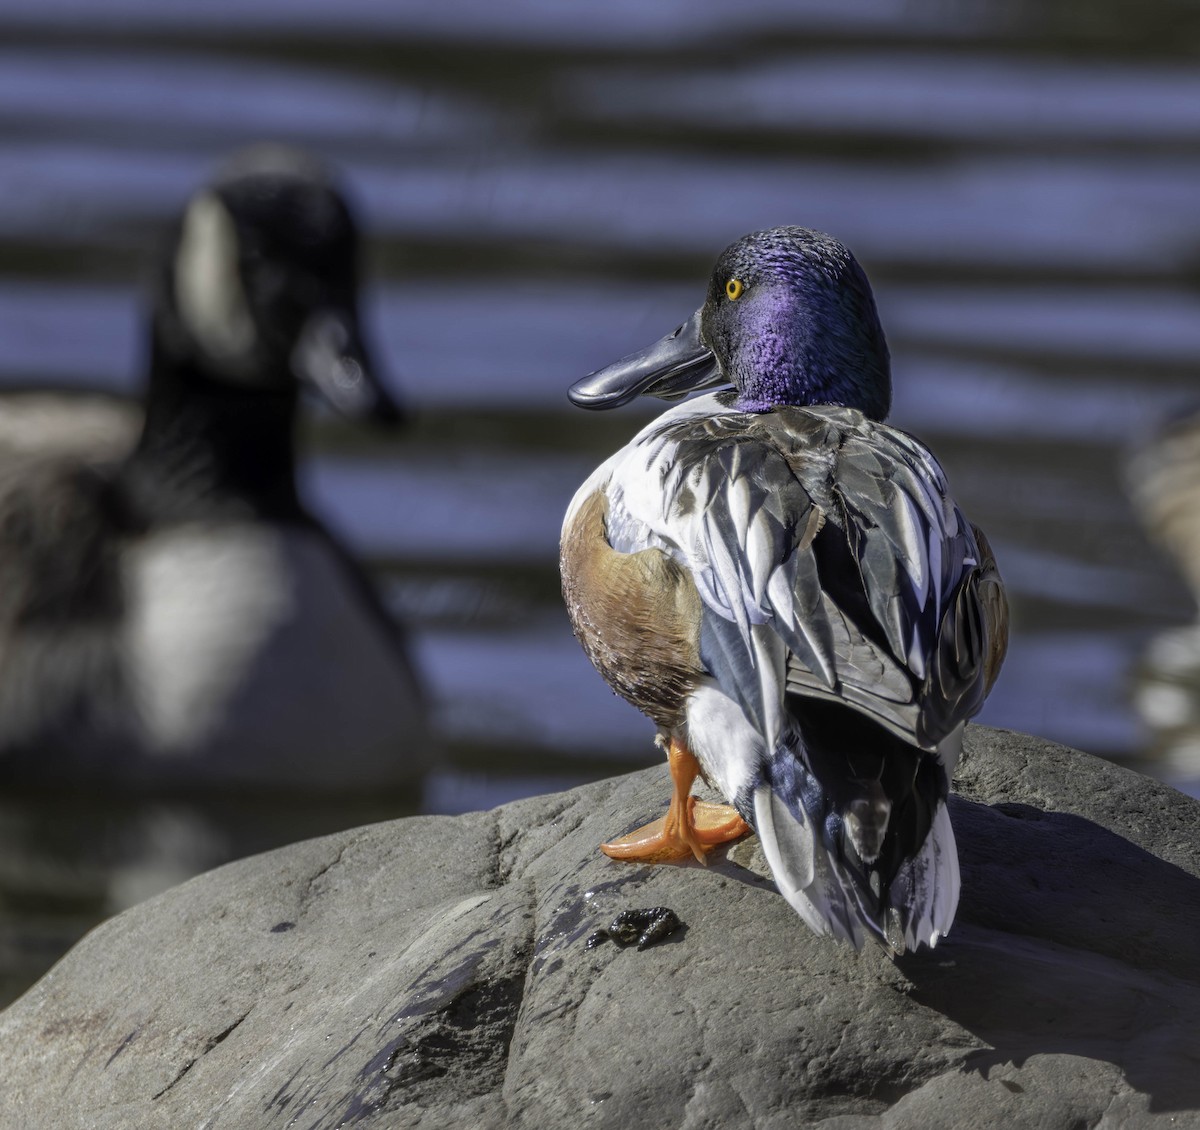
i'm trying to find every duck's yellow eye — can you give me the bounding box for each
[725,278,744,301]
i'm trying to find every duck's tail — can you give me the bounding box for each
[752,701,960,951]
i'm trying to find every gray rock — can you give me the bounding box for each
[1,726,1199,1128]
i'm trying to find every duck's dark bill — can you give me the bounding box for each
[291,308,404,424]
[568,308,725,410]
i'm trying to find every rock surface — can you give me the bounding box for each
[2,726,1200,1128]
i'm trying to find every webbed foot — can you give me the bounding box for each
[600,738,751,864]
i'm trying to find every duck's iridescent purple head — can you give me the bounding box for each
[702,227,890,418]
[569,226,891,421]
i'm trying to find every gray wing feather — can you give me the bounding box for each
[683,439,838,680]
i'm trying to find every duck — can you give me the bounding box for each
[0,145,428,791]
[560,226,1007,949]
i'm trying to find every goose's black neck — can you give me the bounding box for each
[117,323,305,526]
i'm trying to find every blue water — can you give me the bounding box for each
[2,0,1199,1003]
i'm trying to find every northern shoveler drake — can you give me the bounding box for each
[561,227,1007,949]
[0,146,428,790]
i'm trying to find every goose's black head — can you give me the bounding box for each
[154,145,401,423]
[128,147,403,522]
[570,226,891,421]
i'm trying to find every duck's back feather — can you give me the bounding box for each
[587,393,998,752]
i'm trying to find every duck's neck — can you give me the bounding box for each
[733,364,890,419]
[118,327,304,525]
[731,333,891,419]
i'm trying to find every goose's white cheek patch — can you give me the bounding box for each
[174,192,257,375]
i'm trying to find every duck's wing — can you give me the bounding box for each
[609,400,1000,753]
[818,414,1004,748]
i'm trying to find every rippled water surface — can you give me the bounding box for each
[3,0,1200,1003]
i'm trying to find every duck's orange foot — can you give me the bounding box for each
[600,798,751,865]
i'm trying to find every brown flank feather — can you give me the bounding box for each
[560,490,704,732]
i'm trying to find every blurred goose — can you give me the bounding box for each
[1127,411,1200,602]
[0,147,427,789]
[1125,409,1200,771]
[561,227,1006,949]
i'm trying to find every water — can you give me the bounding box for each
[2,0,1199,1003]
